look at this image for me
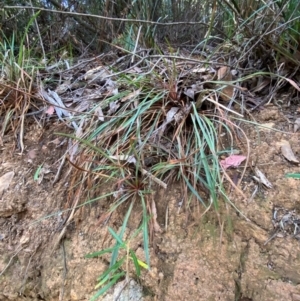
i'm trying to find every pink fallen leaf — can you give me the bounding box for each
[27,149,37,159]
[220,155,246,170]
[49,138,61,146]
[45,106,55,115]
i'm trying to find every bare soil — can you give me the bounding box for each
[1,104,300,301]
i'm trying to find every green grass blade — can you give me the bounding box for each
[97,257,126,283]
[285,173,300,179]
[129,249,141,276]
[140,193,150,268]
[91,271,125,301]
[110,201,133,267]
[108,227,126,246]
[85,247,116,258]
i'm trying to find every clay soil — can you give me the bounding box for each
[1,103,300,301]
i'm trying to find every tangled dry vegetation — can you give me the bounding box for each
[1,0,300,297]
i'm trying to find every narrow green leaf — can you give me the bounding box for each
[97,257,126,282]
[34,165,43,181]
[85,247,116,258]
[108,227,125,246]
[140,194,150,268]
[285,173,300,179]
[129,250,141,276]
[110,202,133,267]
[90,272,125,301]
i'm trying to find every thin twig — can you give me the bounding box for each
[139,167,167,189]
[19,252,35,295]
[59,241,68,301]
[0,247,23,277]
[51,183,83,253]
[4,6,220,28]
[131,26,142,64]
[29,0,46,62]
[52,153,67,185]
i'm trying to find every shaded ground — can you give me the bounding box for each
[1,103,300,301]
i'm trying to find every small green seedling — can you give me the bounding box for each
[34,164,43,181]
[85,203,149,300]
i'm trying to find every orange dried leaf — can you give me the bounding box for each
[217,66,233,101]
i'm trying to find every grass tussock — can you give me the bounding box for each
[0,22,44,150]
[53,52,253,297]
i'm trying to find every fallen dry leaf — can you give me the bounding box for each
[27,149,37,160]
[217,66,233,101]
[259,123,275,132]
[84,66,111,81]
[294,118,300,132]
[109,155,137,164]
[45,106,55,115]
[220,155,246,169]
[94,106,104,121]
[184,88,195,99]
[107,101,120,115]
[286,78,300,92]
[192,67,211,73]
[48,138,61,146]
[121,88,141,102]
[95,212,112,226]
[279,140,299,163]
[36,164,52,184]
[74,100,90,113]
[253,167,273,188]
[0,171,15,194]
[126,66,143,74]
